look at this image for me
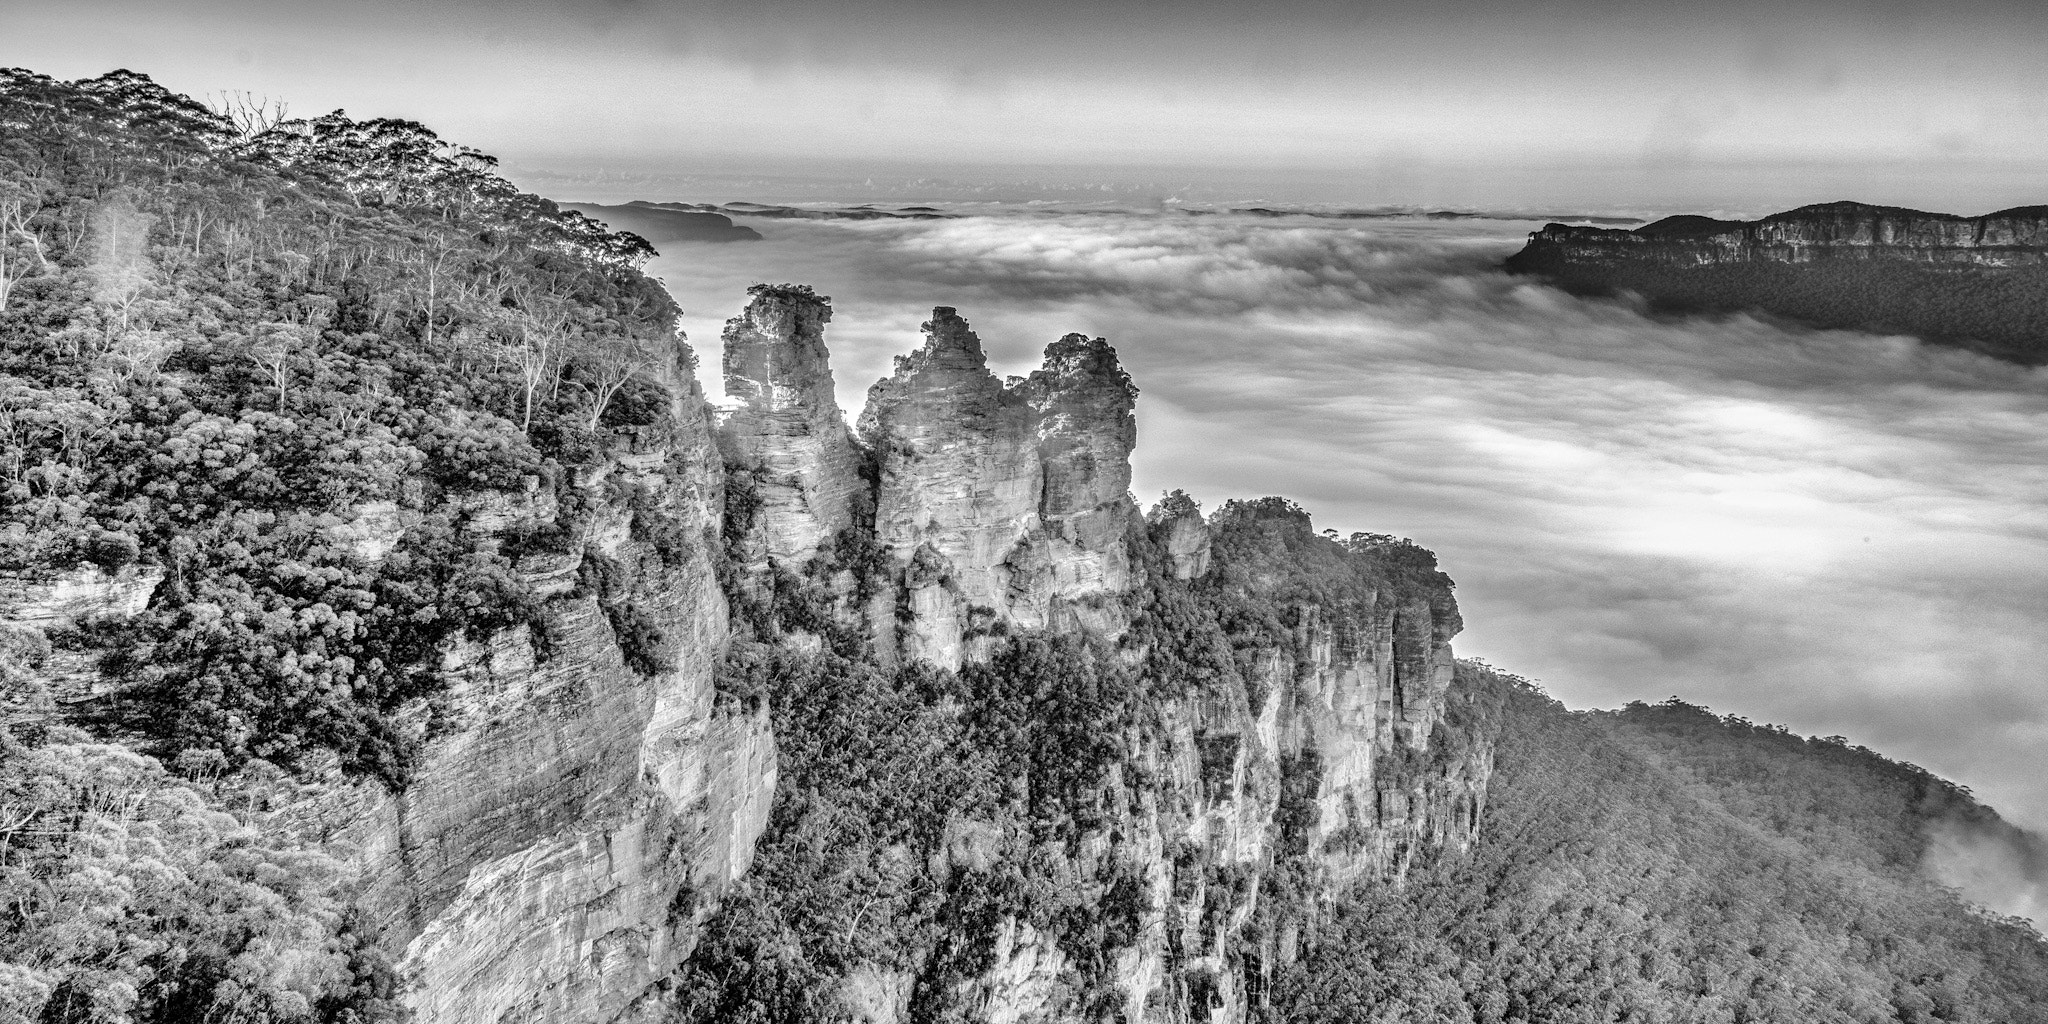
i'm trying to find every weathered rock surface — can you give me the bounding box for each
[321,340,776,1024]
[0,562,164,702]
[720,284,868,568]
[0,562,163,628]
[858,310,1139,667]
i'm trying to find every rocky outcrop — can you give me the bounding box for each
[319,339,776,1024]
[0,562,163,628]
[858,309,1139,667]
[720,284,868,568]
[0,562,164,702]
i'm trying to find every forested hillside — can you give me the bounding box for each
[1269,670,2048,1024]
[0,67,673,1022]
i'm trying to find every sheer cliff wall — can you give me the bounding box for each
[316,345,776,1024]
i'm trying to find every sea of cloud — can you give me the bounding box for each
[644,207,2048,913]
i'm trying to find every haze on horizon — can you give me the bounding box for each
[8,0,2048,213]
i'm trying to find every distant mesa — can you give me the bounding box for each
[1232,205,1637,225]
[1506,200,2048,363]
[560,201,763,244]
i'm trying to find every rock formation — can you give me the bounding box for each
[720,284,869,568]
[0,283,1489,1024]
[859,309,1140,667]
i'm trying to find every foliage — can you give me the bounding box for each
[0,723,401,1024]
[0,67,686,783]
[1512,244,2048,363]
[1264,667,2048,1024]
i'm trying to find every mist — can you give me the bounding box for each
[635,208,2048,875]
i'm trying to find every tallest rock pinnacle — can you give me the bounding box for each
[720,284,867,564]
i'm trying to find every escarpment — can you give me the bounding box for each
[324,349,777,1024]
[1506,201,2048,361]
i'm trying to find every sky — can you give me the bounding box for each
[7,0,2048,212]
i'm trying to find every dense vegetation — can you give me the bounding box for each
[0,68,679,1024]
[1268,672,2048,1024]
[671,493,1467,1022]
[1508,244,2048,363]
[0,68,678,784]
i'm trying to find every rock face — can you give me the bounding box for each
[325,340,777,1024]
[859,309,1139,667]
[0,562,164,703]
[720,284,868,568]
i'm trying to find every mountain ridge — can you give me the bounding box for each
[1506,200,2048,362]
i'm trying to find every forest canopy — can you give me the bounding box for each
[0,67,686,786]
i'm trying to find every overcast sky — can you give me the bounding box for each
[8,0,2048,210]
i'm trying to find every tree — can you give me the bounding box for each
[577,331,665,430]
[0,195,48,312]
[512,308,567,435]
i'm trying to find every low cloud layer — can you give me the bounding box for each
[645,210,2048,869]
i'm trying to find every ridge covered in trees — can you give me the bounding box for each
[1270,673,2048,1024]
[0,67,681,1023]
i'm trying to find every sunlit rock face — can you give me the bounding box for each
[857,309,1139,667]
[859,308,1041,629]
[0,562,164,702]
[719,284,868,568]
[329,343,777,1024]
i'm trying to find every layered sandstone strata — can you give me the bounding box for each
[327,341,776,1024]
[858,309,1139,666]
[720,284,867,567]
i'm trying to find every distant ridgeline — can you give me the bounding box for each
[0,68,2043,1024]
[1506,201,2048,363]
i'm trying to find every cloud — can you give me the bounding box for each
[645,209,2048,851]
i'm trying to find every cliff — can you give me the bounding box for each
[561,202,764,244]
[1506,201,2048,361]
[316,350,776,1024]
